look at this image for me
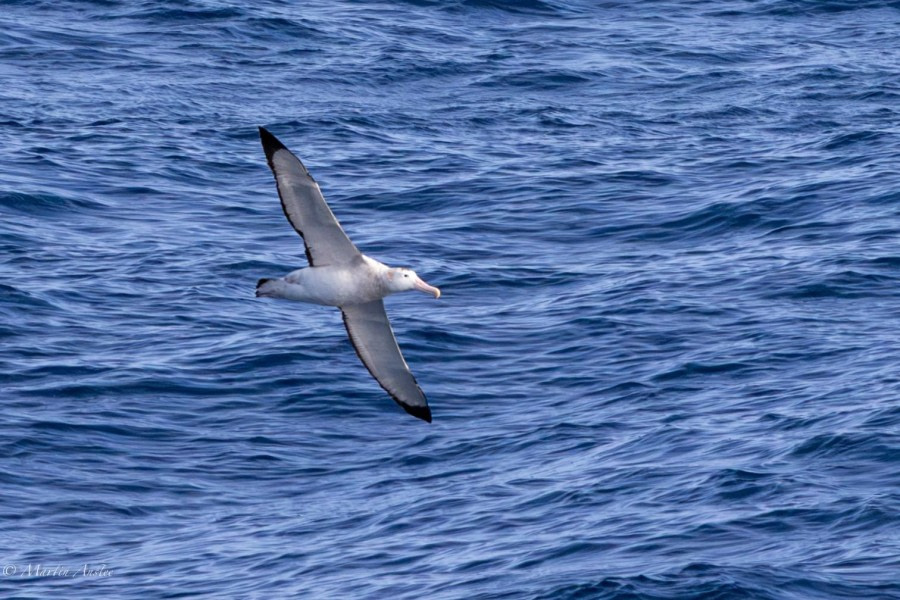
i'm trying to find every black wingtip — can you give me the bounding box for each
[258,126,287,162]
[401,403,432,423]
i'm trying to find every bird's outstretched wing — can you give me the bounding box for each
[259,126,360,267]
[340,300,432,422]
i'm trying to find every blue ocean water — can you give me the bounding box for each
[1,0,899,597]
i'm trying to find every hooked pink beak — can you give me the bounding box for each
[414,277,441,299]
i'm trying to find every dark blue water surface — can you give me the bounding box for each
[2,1,899,598]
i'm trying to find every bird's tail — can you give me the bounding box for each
[256,278,279,297]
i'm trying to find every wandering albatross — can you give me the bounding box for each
[255,127,440,423]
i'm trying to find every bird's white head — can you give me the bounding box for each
[386,267,441,299]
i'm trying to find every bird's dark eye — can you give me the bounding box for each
[404,274,409,278]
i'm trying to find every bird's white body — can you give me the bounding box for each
[260,255,390,307]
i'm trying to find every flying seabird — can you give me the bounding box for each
[255,126,440,423]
